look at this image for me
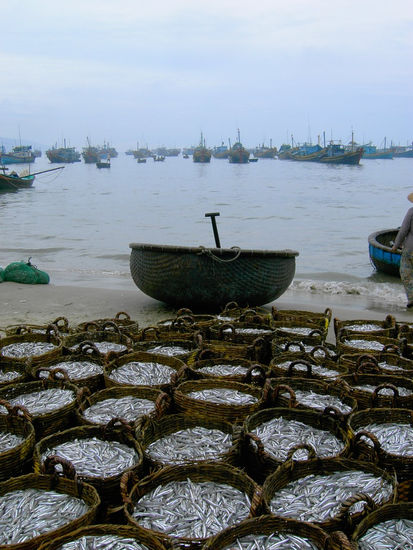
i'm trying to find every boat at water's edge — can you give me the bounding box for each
[368,228,400,277]
[129,243,298,310]
[0,172,35,192]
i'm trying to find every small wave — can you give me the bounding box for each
[96,253,130,261]
[0,247,69,254]
[290,278,405,305]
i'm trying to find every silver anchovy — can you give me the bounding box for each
[82,396,155,425]
[39,360,103,380]
[357,518,413,549]
[0,431,25,453]
[108,361,175,386]
[1,341,57,359]
[57,535,150,549]
[0,388,76,416]
[359,422,413,456]
[187,388,257,405]
[221,532,320,549]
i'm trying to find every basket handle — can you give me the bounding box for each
[43,455,77,480]
[51,316,70,332]
[75,341,101,357]
[114,311,131,321]
[120,470,139,506]
[286,443,317,461]
[139,326,160,341]
[323,406,346,424]
[266,383,297,408]
[104,417,135,435]
[243,364,267,385]
[372,383,400,404]
[102,321,122,334]
[15,325,32,335]
[0,400,32,422]
[219,323,235,337]
[309,345,329,361]
[356,354,378,367]
[353,430,382,458]
[153,392,173,418]
[245,432,266,456]
[287,359,313,377]
[355,361,381,374]
[283,341,306,352]
[383,344,401,355]
[335,492,376,522]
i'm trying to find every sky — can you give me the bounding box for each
[1,0,412,151]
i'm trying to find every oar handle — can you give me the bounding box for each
[205,212,221,248]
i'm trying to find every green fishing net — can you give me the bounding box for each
[3,259,50,284]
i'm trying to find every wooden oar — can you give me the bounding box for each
[23,166,65,177]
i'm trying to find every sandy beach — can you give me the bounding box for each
[1,280,411,343]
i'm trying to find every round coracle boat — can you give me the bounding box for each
[129,243,299,310]
[368,228,400,277]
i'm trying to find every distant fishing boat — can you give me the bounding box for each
[212,142,229,159]
[319,142,363,165]
[82,138,100,163]
[391,144,413,158]
[96,159,110,168]
[193,132,211,163]
[98,142,118,158]
[46,141,81,163]
[361,138,393,159]
[228,130,250,164]
[283,143,326,162]
[1,145,35,165]
[253,140,277,158]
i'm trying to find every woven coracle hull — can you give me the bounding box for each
[368,228,400,277]
[129,243,298,310]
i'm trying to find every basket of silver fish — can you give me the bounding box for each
[33,421,144,506]
[259,456,397,534]
[173,379,263,424]
[208,321,275,345]
[187,336,273,366]
[104,351,186,391]
[262,377,358,420]
[4,316,72,337]
[0,376,83,439]
[136,413,243,471]
[0,400,35,481]
[269,356,347,383]
[62,321,134,360]
[0,324,63,368]
[37,523,168,550]
[77,386,170,428]
[270,305,332,325]
[135,317,206,344]
[201,515,353,550]
[272,337,337,360]
[122,461,260,549]
[396,324,413,359]
[0,457,100,550]
[333,315,397,339]
[175,358,268,386]
[216,302,271,323]
[240,406,352,484]
[349,407,413,482]
[271,320,328,345]
[350,501,413,550]
[31,342,106,394]
[75,311,140,337]
[335,330,404,357]
[337,373,413,409]
[133,332,202,363]
[338,352,413,378]
[0,359,28,389]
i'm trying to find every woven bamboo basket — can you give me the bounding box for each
[217,301,271,322]
[396,324,413,359]
[335,330,404,357]
[349,407,413,482]
[75,311,140,336]
[136,413,243,471]
[0,400,35,481]
[133,335,202,362]
[271,305,332,325]
[0,360,28,389]
[202,515,353,550]
[0,377,82,439]
[37,523,168,550]
[104,351,186,391]
[0,326,63,368]
[208,321,275,346]
[338,373,413,409]
[271,319,328,343]
[173,378,263,424]
[259,457,397,534]
[0,462,100,550]
[187,336,273,366]
[263,377,358,419]
[334,315,396,338]
[272,335,337,359]
[338,351,413,378]
[4,316,72,337]
[77,385,169,427]
[350,502,413,549]
[33,422,144,506]
[177,358,268,386]
[122,461,260,549]
[240,406,352,484]
[30,342,106,393]
[269,356,347,382]
[62,322,134,360]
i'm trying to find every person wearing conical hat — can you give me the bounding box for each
[391,192,413,308]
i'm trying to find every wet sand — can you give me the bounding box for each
[1,281,411,343]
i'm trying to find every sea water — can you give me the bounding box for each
[0,154,411,310]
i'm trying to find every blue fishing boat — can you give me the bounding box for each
[368,228,400,277]
[1,145,35,164]
[362,140,393,159]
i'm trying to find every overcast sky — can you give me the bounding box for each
[1,0,412,151]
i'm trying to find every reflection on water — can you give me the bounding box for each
[0,154,410,306]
